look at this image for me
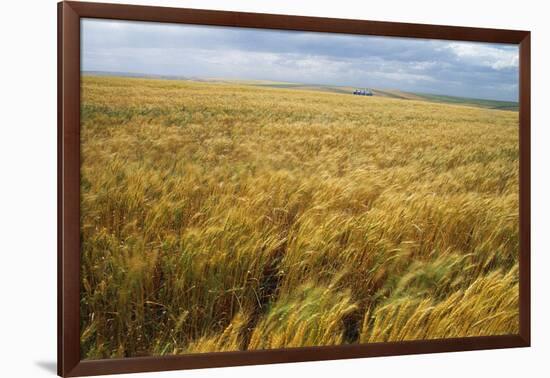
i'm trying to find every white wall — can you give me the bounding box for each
[0,0,547,377]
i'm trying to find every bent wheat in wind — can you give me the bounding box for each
[80,76,519,359]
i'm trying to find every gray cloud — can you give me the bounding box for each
[81,19,519,101]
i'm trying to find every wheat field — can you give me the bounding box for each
[80,76,519,359]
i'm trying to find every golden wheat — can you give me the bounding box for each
[80,76,519,359]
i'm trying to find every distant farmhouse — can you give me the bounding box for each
[353,88,373,96]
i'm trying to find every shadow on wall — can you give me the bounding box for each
[35,361,57,375]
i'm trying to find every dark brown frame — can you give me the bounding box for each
[58,1,531,376]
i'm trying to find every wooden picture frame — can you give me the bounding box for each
[58,1,531,376]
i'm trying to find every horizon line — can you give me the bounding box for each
[81,70,519,104]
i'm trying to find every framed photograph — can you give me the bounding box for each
[58,1,530,376]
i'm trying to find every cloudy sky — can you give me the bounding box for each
[81,19,519,101]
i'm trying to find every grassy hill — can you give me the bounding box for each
[409,93,519,111]
[247,81,518,111]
